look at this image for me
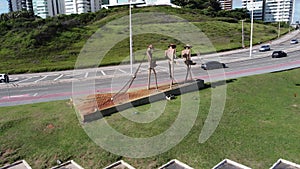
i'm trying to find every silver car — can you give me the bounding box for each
[259,45,271,52]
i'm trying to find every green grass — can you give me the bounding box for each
[0,6,291,74]
[1,68,300,168]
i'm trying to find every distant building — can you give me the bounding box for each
[242,0,294,24]
[32,0,65,18]
[10,0,33,12]
[219,0,232,10]
[242,0,264,20]
[65,0,101,15]
[264,0,294,23]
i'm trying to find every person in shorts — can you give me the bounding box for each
[181,44,196,82]
[146,44,158,90]
[165,43,177,88]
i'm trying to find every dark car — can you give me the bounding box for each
[201,61,227,70]
[290,39,298,44]
[271,51,287,58]
[259,45,271,52]
[0,74,9,83]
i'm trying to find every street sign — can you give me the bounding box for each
[247,1,263,11]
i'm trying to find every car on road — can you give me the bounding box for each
[259,45,271,52]
[271,51,287,58]
[201,61,227,70]
[290,39,298,44]
[0,74,9,83]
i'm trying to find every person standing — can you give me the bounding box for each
[181,44,195,82]
[165,44,177,88]
[146,44,158,90]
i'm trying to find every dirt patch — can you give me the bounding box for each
[76,84,175,116]
[46,124,55,129]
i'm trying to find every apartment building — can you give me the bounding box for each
[242,0,294,23]
[10,0,33,12]
[32,0,65,18]
[64,0,101,14]
[264,0,294,23]
[219,0,232,10]
[242,0,264,20]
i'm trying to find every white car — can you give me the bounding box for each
[259,45,271,52]
[0,74,9,83]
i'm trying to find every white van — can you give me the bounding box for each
[0,74,9,83]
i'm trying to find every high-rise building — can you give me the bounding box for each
[242,0,264,20]
[10,0,33,12]
[264,0,293,23]
[32,0,65,18]
[219,0,232,10]
[242,0,294,23]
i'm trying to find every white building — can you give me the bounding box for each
[242,0,264,20]
[32,0,65,18]
[264,0,294,23]
[65,0,101,15]
[219,0,232,10]
[11,0,33,12]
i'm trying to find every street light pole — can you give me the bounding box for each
[129,1,133,74]
[249,1,254,58]
[241,19,245,48]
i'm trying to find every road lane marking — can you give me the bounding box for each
[33,93,38,96]
[16,77,32,84]
[34,76,48,83]
[1,94,30,99]
[54,74,64,81]
[85,72,89,78]
[118,69,127,73]
[100,70,106,76]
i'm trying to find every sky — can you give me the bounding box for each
[0,0,299,22]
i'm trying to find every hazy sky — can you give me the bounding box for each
[0,0,299,22]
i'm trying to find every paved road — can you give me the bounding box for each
[0,30,299,107]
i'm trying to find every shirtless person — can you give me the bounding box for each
[146,44,158,90]
[181,44,195,82]
[165,44,177,88]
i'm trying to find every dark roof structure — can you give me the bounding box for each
[270,159,300,169]
[50,160,84,169]
[103,160,135,169]
[0,160,32,169]
[212,159,251,169]
[158,159,193,169]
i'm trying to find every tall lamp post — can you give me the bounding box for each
[241,19,245,48]
[249,0,254,58]
[129,0,133,74]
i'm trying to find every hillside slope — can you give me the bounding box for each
[0,6,289,74]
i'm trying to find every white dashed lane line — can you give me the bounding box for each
[100,70,106,76]
[34,76,48,83]
[54,74,64,81]
[118,69,127,73]
[85,72,89,78]
[15,77,32,84]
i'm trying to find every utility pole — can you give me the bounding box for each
[249,1,254,58]
[241,19,245,48]
[129,0,133,74]
[277,0,281,38]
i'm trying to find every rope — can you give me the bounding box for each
[110,54,147,101]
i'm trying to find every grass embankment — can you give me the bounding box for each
[0,6,290,74]
[0,68,299,168]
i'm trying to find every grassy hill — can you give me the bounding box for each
[0,6,290,74]
[0,67,299,168]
